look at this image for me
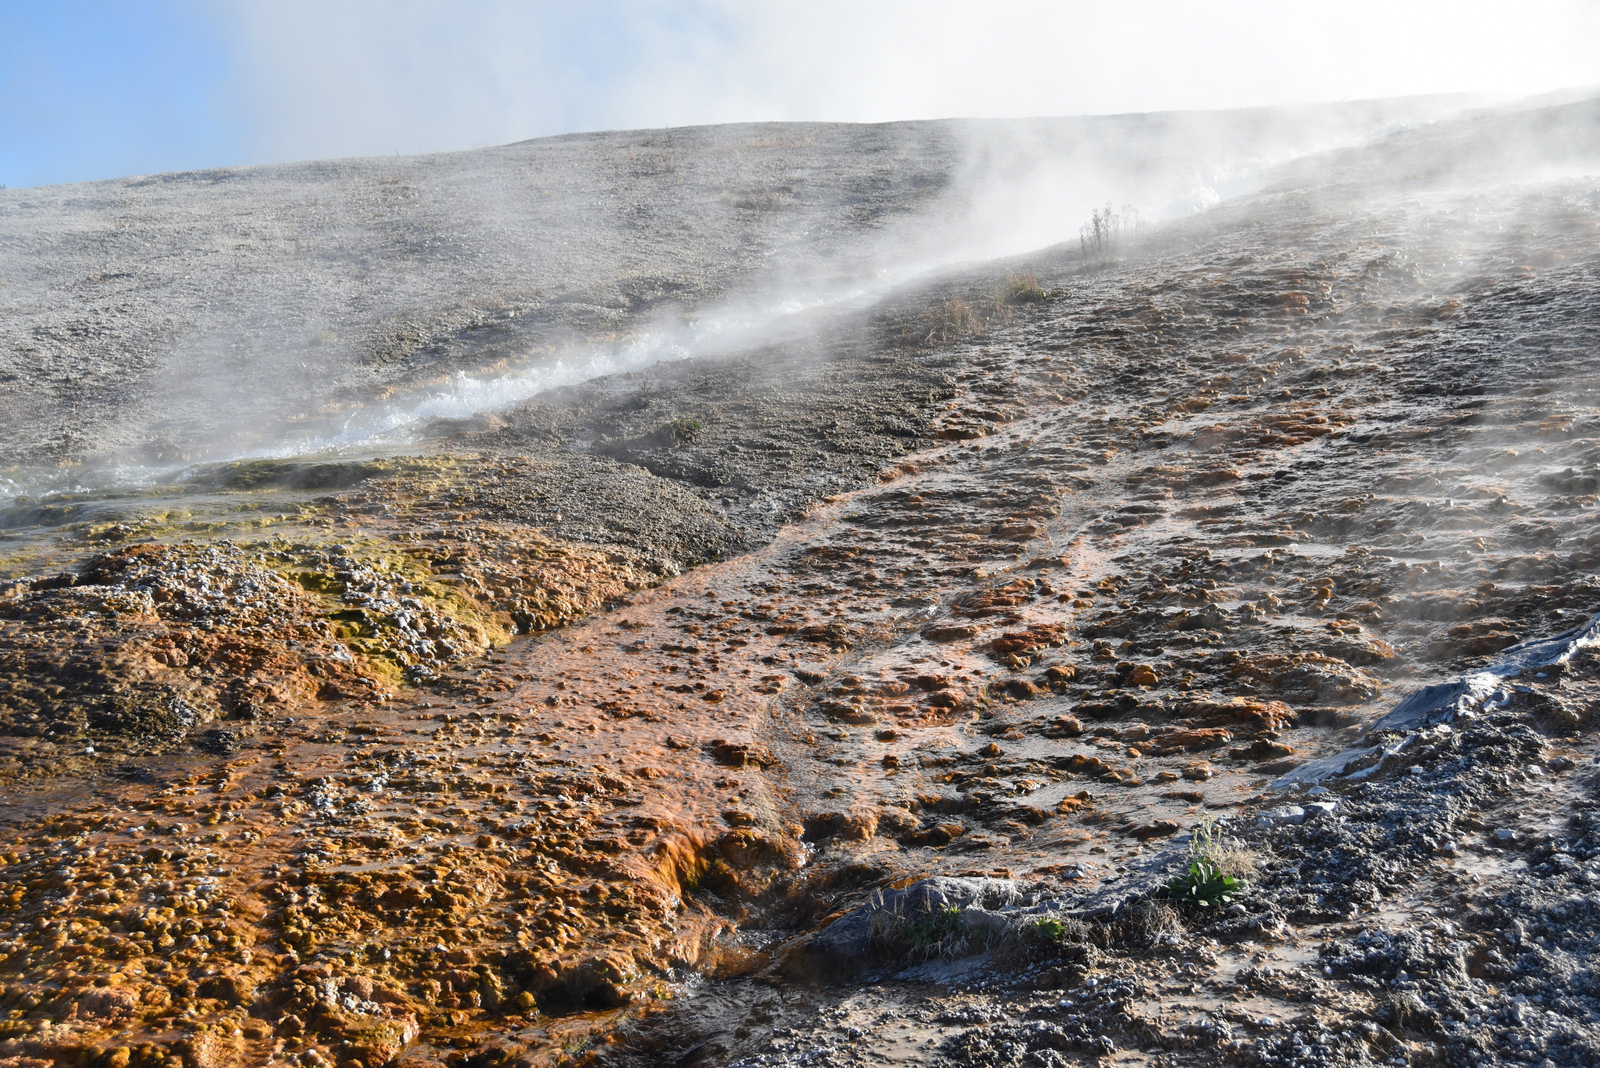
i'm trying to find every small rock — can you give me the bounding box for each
[1047,714,1084,737]
[1262,805,1306,826]
[1248,739,1296,760]
[1494,828,1516,842]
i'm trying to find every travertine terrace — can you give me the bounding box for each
[1,96,1599,1067]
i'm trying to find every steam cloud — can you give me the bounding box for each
[224,1,1600,166]
[4,2,1600,505]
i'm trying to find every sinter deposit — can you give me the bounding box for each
[1,95,1599,1067]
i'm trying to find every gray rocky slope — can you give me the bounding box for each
[1,98,1462,474]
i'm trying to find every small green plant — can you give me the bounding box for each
[1026,916,1069,942]
[649,418,703,446]
[1166,855,1244,908]
[870,901,972,960]
[1167,814,1249,908]
[904,904,966,948]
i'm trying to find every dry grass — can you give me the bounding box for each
[1185,813,1259,881]
[1002,272,1049,304]
[1116,899,1183,945]
[1207,837,1261,881]
[1079,203,1143,265]
[1387,990,1435,1034]
[919,277,1053,345]
[924,298,984,344]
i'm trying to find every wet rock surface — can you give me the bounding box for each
[606,657,1600,1068]
[0,96,1598,1066]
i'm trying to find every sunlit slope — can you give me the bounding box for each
[0,97,1474,470]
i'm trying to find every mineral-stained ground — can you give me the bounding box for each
[1,96,1599,1067]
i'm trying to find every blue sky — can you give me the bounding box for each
[3,0,1599,189]
[0,1,242,186]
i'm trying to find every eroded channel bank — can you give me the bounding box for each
[1,104,1599,1067]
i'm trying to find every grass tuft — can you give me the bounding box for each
[1002,272,1049,304]
[924,298,982,344]
[869,900,977,961]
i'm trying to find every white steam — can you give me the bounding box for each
[221,1,1600,167]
